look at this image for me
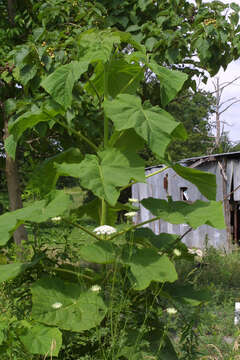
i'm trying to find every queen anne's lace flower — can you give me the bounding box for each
[173,249,181,257]
[188,248,203,258]
[124,211,137,218]
[52,302,63,309]
[91,285,101,292]
[128,198,139,203]
[93,225,117,235]
[166,307,177,315]
[195,249,203,258]
[51,216,61,221]
[187,248,196,255]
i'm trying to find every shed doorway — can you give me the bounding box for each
[230,202,240,245]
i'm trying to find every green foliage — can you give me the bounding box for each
[0,0,236,357]
[19,324,62,356]
[141,198,225,229]
[104,94,187,158]
[56,148,145,206]
[31,276,107,332]
[126,250,177,290]
[172,164,217,201]
[167,90,216,161]
[0,191,72,246]
[41,61,89,109]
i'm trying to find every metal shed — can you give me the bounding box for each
[132,151,240,251]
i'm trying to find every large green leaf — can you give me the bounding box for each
[130,228,179,250]
[20,325,62,356]
[0,191,72,246]
[0,262,36,283]
[149,61,188,106]
[113,128,145,152]
[80,241,117,264]
[125,250,177,290]
[20,64,38,86]
[85,59,144,98]
[29,148,82,195]
[104,94,187,158]
[31,276,107,332]
[9,109,50,140]
[173,163,216,200]
[78,29,122,64]
[141,197,225,229]
[41,61,89,109]
[165,284,212,306]
[56,148,145,206]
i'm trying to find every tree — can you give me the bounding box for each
[167,90,216,161]
[212,76,240,148]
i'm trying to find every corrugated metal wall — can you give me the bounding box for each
[132,161,229,250]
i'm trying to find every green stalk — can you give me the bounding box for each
[100,62,110,225]
[101,199,107,225]
[62,218,101,241]
[56,119,98,153]
[45,266,93,280]
[120,165,170,192]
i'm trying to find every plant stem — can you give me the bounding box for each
[101,199,107,225]
[62,218,101,241]
[120,165,170,192]
[108,215,162,241]
[55,119,98,153]
[101,62,110,225]
[45,266,93,280]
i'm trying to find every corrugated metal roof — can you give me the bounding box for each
[146,151,240,170]
[180,151,240,163]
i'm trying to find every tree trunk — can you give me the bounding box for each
[3,108,28,246]
[215,78,221,147]
[7,0,16,26]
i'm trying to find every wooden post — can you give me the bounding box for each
[221,158,232,252]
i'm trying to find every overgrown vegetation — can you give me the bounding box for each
[0,0,240,358]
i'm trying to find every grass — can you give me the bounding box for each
[174,246,240,359]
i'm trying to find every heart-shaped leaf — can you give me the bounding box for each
[31,276,107,332]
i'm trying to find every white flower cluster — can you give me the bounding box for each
[51,302,63,309]
[124,211,138,218]
[188,248,203,258]
[93,225,117,235]
[128,198,139,203]
[173,249,181,257]
[91,285,101,292]
[51,216,61,222]
[166,307,177,315]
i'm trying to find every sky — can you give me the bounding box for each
[201,59,240,143]
[191,0,240,143]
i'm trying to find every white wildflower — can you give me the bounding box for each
[51,216,61,222]
[188,248,196,255]
[187,248,203,258]
[124,211,137,218]
[91,285,101,292]
[128,198,139,203]
[93,225,117,235]
[195,249,203,258]
[51,302,63,309]
[173,249,181,257]
[166,307,177,315]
